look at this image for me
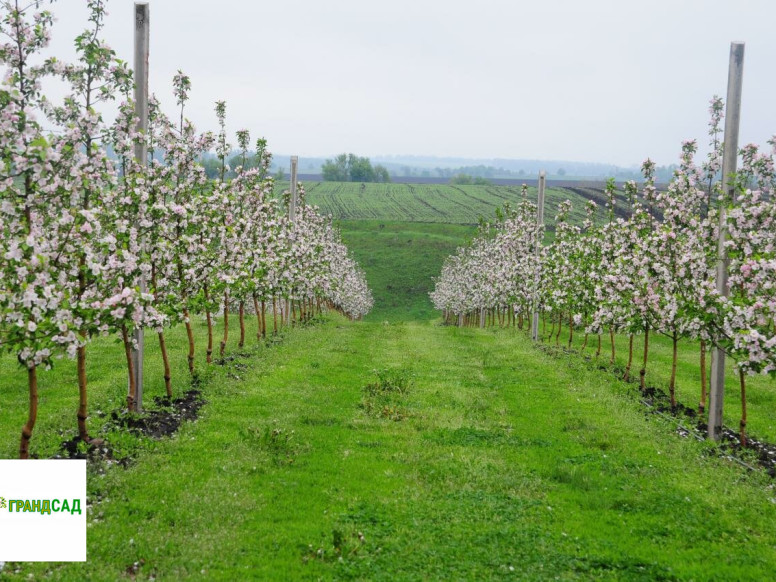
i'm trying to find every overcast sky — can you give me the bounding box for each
[40,0,776,168]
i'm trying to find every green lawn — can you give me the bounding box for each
[544,323,776,444]
[3,318,776,580]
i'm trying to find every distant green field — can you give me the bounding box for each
[297,182,595,226]
[338,221,476,322]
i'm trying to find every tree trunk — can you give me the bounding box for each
[567,314,574,348]
[549,315,556,344]
[699,340,707,415]
[123,326,137,412]
[19,365,38,459]
[261,300,267,337]
[220,291,230,358]
[76,340,89,441]
[272,296,278,335]
[623,334,634,381]
[158,331,172,398]
[253,295,262,341]
[555,312,562,346]
[595,334,602,358]
[739,367,747,447]
[75,252,90,442]
[204,284,213,364]
[184,309,196,374]
[152,266,172,396]
[669,332,678,410]
[609,327,616,366]
[581,333,588,352]
[238,300,245,348]
[640,325,650,391]
[205,310,213,364]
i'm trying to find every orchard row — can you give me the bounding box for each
[432,97,776,445]
[0,0,372,457]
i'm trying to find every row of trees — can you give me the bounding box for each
[0,0,372,458]
[449,174,491,185]
[321,153,390,183]
[431,97,776,445]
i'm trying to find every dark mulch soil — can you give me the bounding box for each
[54,389,205,466]
[106,390,206,439]
[54,436,132,468]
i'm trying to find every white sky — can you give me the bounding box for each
[41,0,776,167]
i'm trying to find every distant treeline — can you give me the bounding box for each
[397,163,679,183]
[186,150,680,183]
[321,154,390,183]
[449,174,491,185]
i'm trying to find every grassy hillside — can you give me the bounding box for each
[337,220,476,321]
[4,317,776,580]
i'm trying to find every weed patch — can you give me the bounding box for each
[360,367,413,421]
[243,425,298,466]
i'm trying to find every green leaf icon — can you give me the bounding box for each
[0,497,6,509]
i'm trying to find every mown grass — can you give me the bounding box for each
[538,322,776,444]
[3,318,776,580]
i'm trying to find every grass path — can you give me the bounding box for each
[5,317,776,581]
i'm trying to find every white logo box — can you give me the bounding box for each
[0,460,86,562]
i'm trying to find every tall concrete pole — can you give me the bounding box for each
[531,172,546,341]
[131,2,149,412]
[708,42,745,440]
[289,156,298,223]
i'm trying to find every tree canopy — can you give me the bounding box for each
[322,153,390,183]
[449,173,491,185]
